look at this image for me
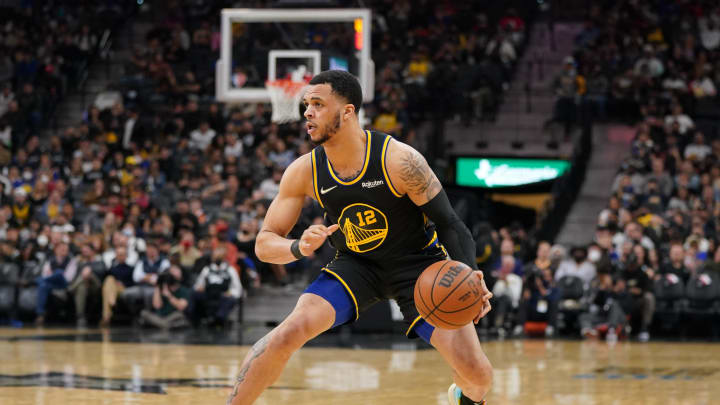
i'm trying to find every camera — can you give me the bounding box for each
[157,272,177,288]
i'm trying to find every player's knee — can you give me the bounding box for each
[271,318,315,353]
[460,357,493,393]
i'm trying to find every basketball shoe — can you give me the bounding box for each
[447,383,486,405]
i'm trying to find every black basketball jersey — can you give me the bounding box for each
[311,131,436,262]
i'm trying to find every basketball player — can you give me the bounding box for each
[227,70,493,405]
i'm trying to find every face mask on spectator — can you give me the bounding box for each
[588,249,601,263]
[37,234,48,247]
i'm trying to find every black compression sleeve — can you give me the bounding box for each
[419,190,477,269]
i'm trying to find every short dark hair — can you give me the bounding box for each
[308,70,362,113]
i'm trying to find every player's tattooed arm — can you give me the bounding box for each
[398,148,442,203]
[227,333,271,404]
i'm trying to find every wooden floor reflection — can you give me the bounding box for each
[1,327,719,405]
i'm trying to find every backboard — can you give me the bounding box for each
[216,8,373,104]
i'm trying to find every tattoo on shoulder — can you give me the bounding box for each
[227,332,272,404]
[398,149,441,200]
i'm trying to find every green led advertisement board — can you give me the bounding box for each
[456,157,571,188]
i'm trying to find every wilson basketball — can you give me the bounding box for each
[414,260,484,330]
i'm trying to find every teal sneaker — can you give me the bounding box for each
[448,383,461,405]
[447,383,486,405]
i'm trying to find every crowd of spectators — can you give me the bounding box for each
[0,1,133,153]
[12,0,720,342]
[114,0,530,145]
[489,0,720,342]
[550,1,720,135]
[0,0,534,329]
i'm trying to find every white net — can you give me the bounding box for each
[266,79,308,124]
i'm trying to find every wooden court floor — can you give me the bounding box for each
[1,327,719,405]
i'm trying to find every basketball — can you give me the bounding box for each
[414,260,484,330]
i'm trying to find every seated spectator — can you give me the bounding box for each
[192,246,242,327]
[664,104,694,136]
[659,244,692,284]
[689,72,717,99]
[126,242,170,312]
[169,231,203,275]
[613,222,656,253]
[617,252,655,342]
[67,243,104,327]
[684,132,712,161]
[580,272,627,341]
[554,246,597,290]
[139,266,190,329]
[35,242,77,326]
[100,246,135,327]
[102,232,139,269]
[700,18,720,51]
[259,168,282,200]
[515,242,559,337]
[189,121,216,151]
[490,256,522,337]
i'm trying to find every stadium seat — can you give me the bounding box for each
[683,272,720,338]
[556,275,586,333]
[652,275,685,332]
[0,264,20,316]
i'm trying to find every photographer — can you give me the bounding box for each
[617,250,655,342]
[138,266,190,329]
[192,246,242,327]
[579,269,627,341]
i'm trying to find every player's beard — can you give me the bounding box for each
[310,112,342,146]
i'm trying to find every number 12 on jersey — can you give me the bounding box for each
[356,210,377,226]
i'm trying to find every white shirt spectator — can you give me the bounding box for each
[0,124,11,148]
[634,57,664,78]
[41,256,78,283]
[611,232,656,254]
[491,273,523,308]
[486,37,516,64]
[194,261,243,299]
[0,87,13,116]
[554,259,596,290]
[684,142,712,160]
[259,178,280,200]
[51,223,75,234]
[190,125,217,151]
[268,149,295,169]
[665,113,694,134]
[699,21,720,50]
[690,77,717,98]
[224,140,243,159]
[102,247,139,269]
[132,256,171,284]
[662,77,687,92]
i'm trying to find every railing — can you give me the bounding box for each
[533,102,593,243]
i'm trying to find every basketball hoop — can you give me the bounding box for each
[266,79,308,123]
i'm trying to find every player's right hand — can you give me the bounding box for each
[299,224,339,256]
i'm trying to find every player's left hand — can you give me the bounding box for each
[473,271,493,324]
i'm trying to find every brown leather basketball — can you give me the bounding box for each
[413,260,484,330]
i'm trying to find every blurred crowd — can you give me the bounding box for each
[0,0,531,329]
[486,0,720,342]
[550,0,720,136]
[0,1,132,151]
[114,0,530,143]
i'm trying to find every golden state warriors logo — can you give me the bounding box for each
[337,203,388,253]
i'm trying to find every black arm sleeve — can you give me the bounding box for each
[418,189,477,269]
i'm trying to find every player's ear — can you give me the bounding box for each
[343,104,354,120]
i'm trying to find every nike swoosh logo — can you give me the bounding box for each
[320,185,337,195]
